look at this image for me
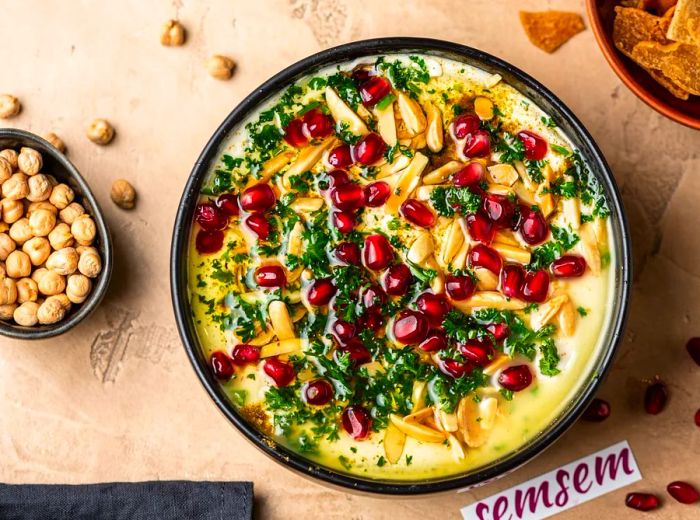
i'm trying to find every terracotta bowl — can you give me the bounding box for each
[586,0,700,130]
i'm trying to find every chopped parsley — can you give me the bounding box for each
[429,186,482,217]
[538,339,561,376]
[376,55,430,96]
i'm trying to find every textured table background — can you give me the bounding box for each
[1,0,699,518]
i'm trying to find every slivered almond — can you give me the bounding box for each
[512,180,536,205]
[436,408,459,432]
[458,396,498,448]
[474,267,499,291]
[283,138,336,187]
[414,185,438,201]
[488,164,519,186]
[425,102,444,153]
[440,219,464,266]
[447,433,466,461]
[493,229,520,246]
[268,300,295,341]
[562,197,580,230]
[246,327,275,346]
[558,299,576,336]
[289,197,324,213]
[285,221,304,282]
[374,102,398,146]
[290,305,306,322]
[492,242,531,264]
[390,414,446,443]
[384,422,406,464]
[591,217,607,245]
[324,86,368,135]
[422,161,463,185]
[407,231,435,264]
[386,152,429,213]
[425,255,445,294]
[530,294,568,331]
[409,132,427,150]
[487,183,516,197]
[578,223,601,275]
[483,354,510,376]
[514,161,537,191]
[255,151,294,184]
[376,154,412,178]
[396,91,427,136]
[411,381,427,412]
[452,291,527,311]
[404,407,433,423]
[259,338,306,358]
[536,182,555,217]
[451,240,470,270]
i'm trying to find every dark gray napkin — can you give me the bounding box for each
[0,481,253,520]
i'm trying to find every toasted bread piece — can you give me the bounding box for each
[519,11,586,53]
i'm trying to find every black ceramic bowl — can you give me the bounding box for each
[0,128,113,340]
[171,38,631,495]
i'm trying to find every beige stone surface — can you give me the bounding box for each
[1,0,699,518]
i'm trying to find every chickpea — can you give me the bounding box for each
[86,119,115,145]
[66,273,92,303]
[43,132,66,153]
[0,303,17,321]
[37,270,65,296]
[9,218,32,245]
[78,247,102,278]
[48,223,74,250]
[28,208,56,237]
[160,19,186,46]
[46,174,58,187]
[31,267,48,285]
[0,262,5,279]
[22,237,51,266]
[37,296,66,324]
[16,277,38,303]
[14,301,39,326]
[71,215,96,245]
[0,232,15,260]
[49,183,74,209]
[58,202,84,225]
[0,149,18,170]
[110,179,136,209]
[17,147,42,176]
[2,173,29,200]
[0,94,21,119]
[27,201,57,216]
[0,278,17,305]
[1,199,24,224]
[53,293,72,311]
[26,174,53,202]
[206,55,236,80]
[0,156,12,183]
[46,247,78,275]
[5,250,31,278]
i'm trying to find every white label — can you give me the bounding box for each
[461,441,642,520]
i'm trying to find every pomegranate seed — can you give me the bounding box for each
[419,331,448,352]
[466,211,495,244]
[362,310,385,331]
[416,292,451,327]
[483,193,515,228]
[330,183,365,211]
[452,114,480,139]
[263,358,295,387]
[551,255,587,278]
[401,199,436,228]
[326,169,350,189]
[338,338,372,366]
[283,118,309,148]
[383,263,413,296]
[695,408,700,427]
[332,211,356,233]
[215,194,240,217]
[625,493,660,512]
[459,338,495,367]
[254,265,287,287]
[486,323,510,341]
[469,244,502,274]
[364,181,391,207]
[686,337,700,366]
[332,320,356,345]
[521,270,550,303]
[231,344,260,366]
[342,405,372,440]
[667,481,699,504]
[245,213,271,240]
[517,130,548,161]
[352,132,386,165]
[210,351,234,380]
[453,162,484,187]
[439,358,474,378]
[240,183,276,213]
[445,274,476,301]
[518,205,549,245]
[328,144,353,168]
[195,202,228,231]
[393,310,429,345]
[500,264,525,298]
[359,76,392,107]
[644,381,668,415]
[463,130,491,158]
[361,284,387,310]
[363,234,394,270]
[307,278,337,306]
[334,241,361,265]
[303,379,334,406]
[582,398,611,422]
[498,365,533,391]
[195,229,224,254]
[302,108,333,139]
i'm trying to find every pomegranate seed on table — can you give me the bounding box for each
[463,130,491,158]
[240,183,276,212]
[334,241,361,265]
[195,229,224,254]
[330,183,365,211]
[303,379,335,406]
[332,320,356,345]
[667,481,700,504]
[521,270,550,303]
[195,202,228,231]
[342,405,372,440]
[518,205,549,245]
[625,492,660,512]
[400,199,436,228]
[361,284,387,310]
[551,255,587,278]
[445,274,476,301]
[352,132,386,165]
[307,278,337,306]
[326,169,350,189]
[695,408,700,427]
[686,337,700,366]
[419,331,448,352]
[254,265,287,287]
[359,76,392,107]
[363,234,394,270]
[210,351,234,381]
[283,118,309,148]
[263,358,296,387]
[338,339,372,367]
[581,398,611,422]
[215,193,240,217]
[327,144,353,168]
[459,338,495,367]
[302,108,333,138]
[332,211,356,233]
[466,211,495,244]
[383,263,413,296]
[499,365,533,391]
[452,114,481,139]
[364,181,391,207]
[439,358,474,379]
[644,381,668,415]
[483,193,515,228]
[244,213,271,240]
[231,344,260,366]
[500,264,525,298]
[469,243,502,274]
[453,162,484,187]
[393,310,429,345]
[416,292,452,327]
[486,322,510,341]
[517,130,548,161]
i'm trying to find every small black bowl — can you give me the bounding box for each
[0,128,113,340]
[171,38,632,495]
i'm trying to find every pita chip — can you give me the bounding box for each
[520,11,586,53]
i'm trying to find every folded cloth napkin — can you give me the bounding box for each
[0,481,253,520]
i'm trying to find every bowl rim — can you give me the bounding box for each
[585,0,700,131]
[0,128,113,340]
[170,37,632,495]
